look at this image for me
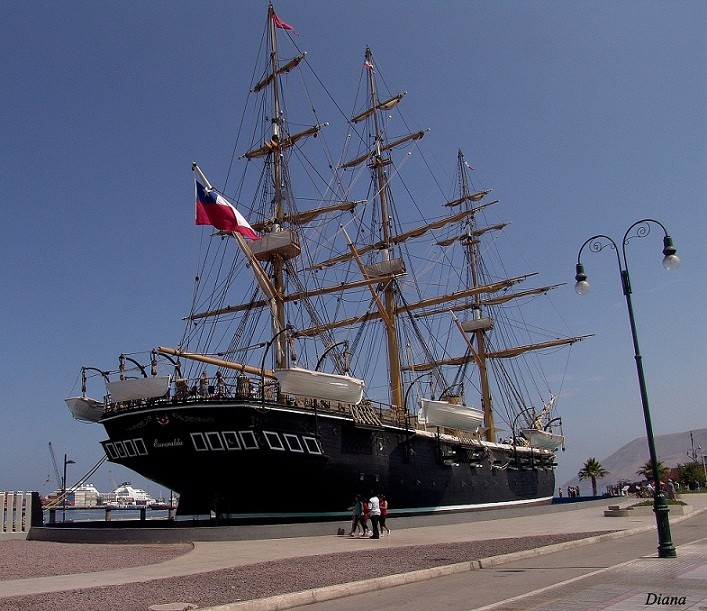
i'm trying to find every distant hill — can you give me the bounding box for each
[563,428,707,493]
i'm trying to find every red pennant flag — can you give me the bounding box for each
[273,11,296,34]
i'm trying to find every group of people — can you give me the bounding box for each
[196,371,227,397]
[348,492,390,539]
[557,486,580,498]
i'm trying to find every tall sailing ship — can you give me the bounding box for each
[65,5,589,520]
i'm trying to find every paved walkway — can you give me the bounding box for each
[280,503,707,611]
[1,495,705,610]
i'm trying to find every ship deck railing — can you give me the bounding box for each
[102,382,406,425]
[99,375,553,457]
[101,374,422,428]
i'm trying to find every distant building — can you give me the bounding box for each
[44,491,73,507]
[103,482,156,507]
[73,483,101,508]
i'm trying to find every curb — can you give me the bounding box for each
[201,505,707,611]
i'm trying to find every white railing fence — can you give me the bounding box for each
[1,491,43,535]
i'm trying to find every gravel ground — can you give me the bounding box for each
[0,540,193,580]
[0,532,606,611]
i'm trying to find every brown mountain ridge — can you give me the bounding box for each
[562,428,706,493]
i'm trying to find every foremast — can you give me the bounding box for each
[239,4,325,368]
[267,2,288,368]
[184,4,329,376]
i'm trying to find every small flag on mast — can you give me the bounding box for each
[195,181,260,240]
[364,60,374,71]
[273,10,296,34]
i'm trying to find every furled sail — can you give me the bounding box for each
[244,124,328,159]
[341,130,427,169]
[312,208,485,270]
[404,335,592,372]
[351,92,406,123]
[252,52,306,93]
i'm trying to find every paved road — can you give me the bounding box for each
[284,508,707,611]
[3,496,705,611]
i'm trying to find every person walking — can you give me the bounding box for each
[379,494,390,536]
[360,497,370,537]
[368,491,381,539]
[348,495,363,537]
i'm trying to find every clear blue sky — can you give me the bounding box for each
[1,1,704,498]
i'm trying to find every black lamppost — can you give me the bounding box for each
[698,446,707,484]
[574,218,679,558]
[62,454,76,522]
[260,325,293,405]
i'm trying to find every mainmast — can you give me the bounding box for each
[365,47,404,413]
[458,150,496,442]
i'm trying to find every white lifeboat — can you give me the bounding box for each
[64,396,104,423]
[418,398,484,432]
[520,428,565,450]
[106,376,171,402]
[275,367,365,405]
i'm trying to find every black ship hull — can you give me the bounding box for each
[99,398,555,521]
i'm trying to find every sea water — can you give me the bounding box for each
[43,507,174,523]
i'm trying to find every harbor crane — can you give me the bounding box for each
[48,442,61,488]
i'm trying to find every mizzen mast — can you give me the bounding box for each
[457,149,496,442]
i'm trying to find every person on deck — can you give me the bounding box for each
[215,371,226,397]
[198,371,209,397]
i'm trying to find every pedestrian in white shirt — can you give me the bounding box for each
[368,492,381,539]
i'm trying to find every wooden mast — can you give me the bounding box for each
[365,47,404,414]
[267,3,288,369]
[459,149,496,442]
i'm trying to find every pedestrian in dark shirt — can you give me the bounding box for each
[348,495,363,537]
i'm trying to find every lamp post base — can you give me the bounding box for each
[654,493,677,558]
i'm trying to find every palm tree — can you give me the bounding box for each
[578,457,610,497]
[636,459,668,483]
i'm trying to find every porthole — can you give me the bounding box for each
[191,432,208,451]
[206,432,224,450]
[133,438,148,455]
[104,442,118,460]
[239,430,259,450]
[222,431,241,450]
[302,436,322,455]
[283,434,303,453]
[264,431,285,451]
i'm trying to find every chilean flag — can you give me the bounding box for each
[195,181,260,240]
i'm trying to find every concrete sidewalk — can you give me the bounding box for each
[2,495,705,608]
[221,496,707,611]
[277,522,707,611]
